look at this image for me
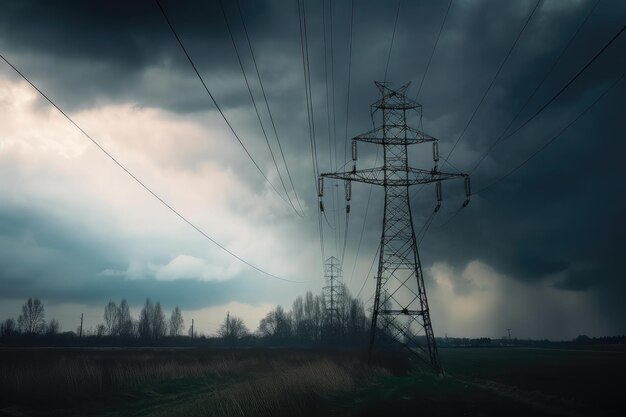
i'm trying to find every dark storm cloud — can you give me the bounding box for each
[1,0,625,335]
[353,0,625,331]
[0,0,302,113]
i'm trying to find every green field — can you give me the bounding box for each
[0,346,624,416]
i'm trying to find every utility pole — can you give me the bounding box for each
[191,318,194,340]
[79,313,83,338]
[323,256,343,330]
[226,312,230,338]
[320,82,470,374]
[507,328,512,340]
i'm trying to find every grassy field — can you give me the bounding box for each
[0,346,624,416]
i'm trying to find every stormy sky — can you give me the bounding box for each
[0,0,624,339]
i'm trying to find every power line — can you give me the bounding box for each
[0,52,300,284]
[405,0,456,205]
[297,0,319,182]
[356,243,380,299]
[322,0,332,168]
[341,0,355,268]
[422,23,625,231]
[322,0,340,255]
[443,0,542,166]
[329,0,338,175]
[470,0,602,174]
[348,180,375,285]
[218,0,304,217]
[431,206,464,230]
[476,73,624,195]
[154,0,290,208]
[234,0,305,215]
[341,210,349,263]
[343,0,355,166]
[474,22,626,164]
[300,0,320,183]
[329,0,342,259]
[431,72,624,230]
[415,0,453,101]
[384,0,403,82]
[322,208,336,230]
[416,209,438,247]
[297,0,325,262]
[348,147,380,285]
[431,13,625,230]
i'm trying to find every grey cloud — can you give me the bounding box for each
[0,202,284,311]
[1,0,625,336]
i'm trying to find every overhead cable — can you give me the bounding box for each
[476,73,624,195]
[470,0,602,174]
[218,0,304,217]
[415,0,453,100]
[473,22,626,165]
[443,0,542,166]
[154,0,292,209]
[384,0,403,82]
[234,0,305,215]
[0,52,301,283]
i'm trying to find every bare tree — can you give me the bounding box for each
[218,313,249,340]
[1,318,17,337]
[117,299,134,337]
[346,298,367,336]
[169,306,184,336]
[303,291,316,340]
[301,291,325,341]
[132,319,139,338]
[291,296,305,338]
[337,284,351,331]
[104,300,118,335]
[96,323,107,337]
[46,318,61,335]
[313,294,325,341]
[258,305,292,338]
[152,302,167,338]
[138,298,167,340]
[138,298,153,339]
[17,298,46,334]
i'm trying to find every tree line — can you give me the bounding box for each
[98,298,185,339]
[4,294,619,347]
[1,284,369,346]
[257,287,369,344]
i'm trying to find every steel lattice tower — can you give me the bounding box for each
[323,256,344,328]
[320,82,470,373]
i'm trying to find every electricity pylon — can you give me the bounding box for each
[320,82,470,374]
[323,256,344,329]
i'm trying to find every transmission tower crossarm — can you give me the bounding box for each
[353,125,437,144]
[320,167,465,187]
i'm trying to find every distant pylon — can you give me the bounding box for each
[320,82,471,374]
[323,256,344,329]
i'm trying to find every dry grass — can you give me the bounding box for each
[0,347,395,415]
[1,349,271,402]
[154,359,391,417]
